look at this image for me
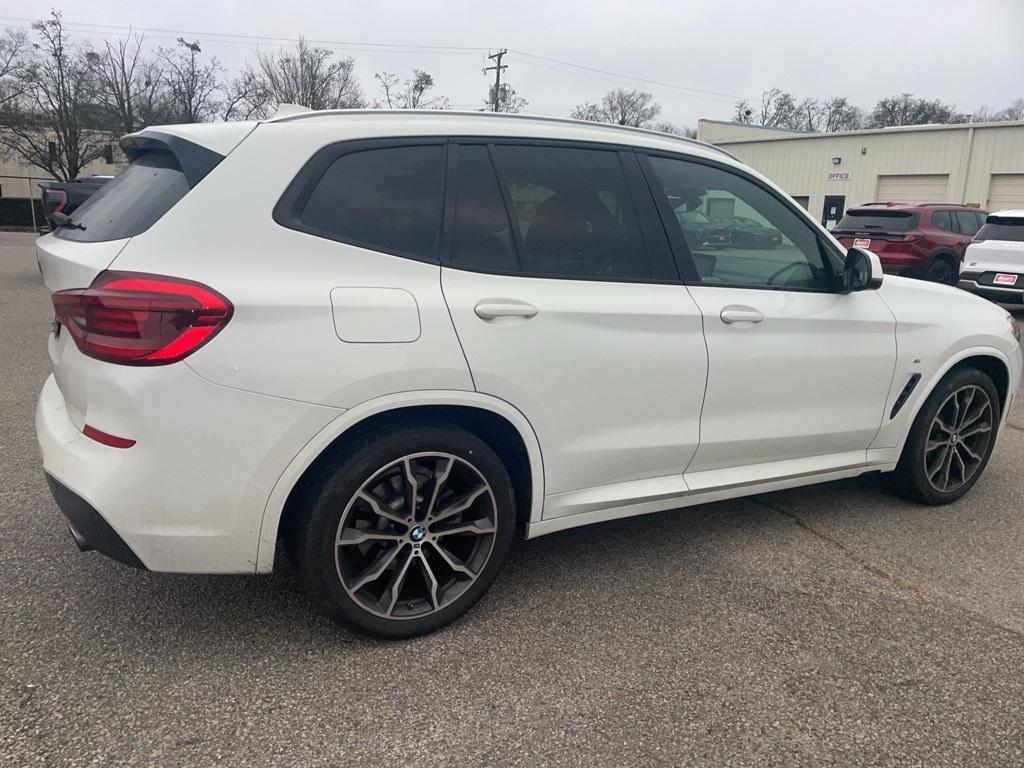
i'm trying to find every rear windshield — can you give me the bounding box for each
[54,150,190,242]
[834,210,917,233]
[976,216,1024,243]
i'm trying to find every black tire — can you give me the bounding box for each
[925,256,956,285]
[886,367,1001,505]
[292,420,516,639]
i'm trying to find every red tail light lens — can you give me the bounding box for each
[52,271,233,365]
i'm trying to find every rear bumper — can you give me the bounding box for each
[45,474,146,569]
[36,368,341,574]
[957,278,1024,305]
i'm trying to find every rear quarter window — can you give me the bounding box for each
[54,150,190,243]
[278,144,445,263]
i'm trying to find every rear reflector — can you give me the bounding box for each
[83,424,136,449]
[52,271,233,366]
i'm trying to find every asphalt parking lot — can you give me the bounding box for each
[2,230,1024,767]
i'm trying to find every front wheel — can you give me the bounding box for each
[886,368,1000,505]
[292,421,516,638]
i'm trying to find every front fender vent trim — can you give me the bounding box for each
[890,373,922,419]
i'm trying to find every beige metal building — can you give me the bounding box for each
[697,118,1024,227]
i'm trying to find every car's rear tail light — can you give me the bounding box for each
[52,271,233,366]
[83,424,136,449]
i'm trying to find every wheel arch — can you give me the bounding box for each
[928,249,959,273]
[891,346,1014,461]
[256,391,545,572]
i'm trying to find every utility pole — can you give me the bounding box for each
[484,49,508,112]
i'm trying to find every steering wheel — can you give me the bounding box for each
[767,261,809,287]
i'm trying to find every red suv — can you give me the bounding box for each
[832,203,988,284]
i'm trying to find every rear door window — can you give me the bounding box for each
[490,144,653,281]
[54,150,190,242]
[449,145,518,273]
[931,210,954,231]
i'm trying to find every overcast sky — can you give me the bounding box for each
[2,0,1022,127]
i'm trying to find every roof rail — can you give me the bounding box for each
[265,108,738,161]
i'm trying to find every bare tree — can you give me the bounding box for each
[224,38,364,120]
[0,12,110,180]
[85,33,169,134]
[159,38,222,123]
[818,97,862,132]
[999,98,1024,121]
[375,69,448,110]
[0,28,26,109]
[571,89,660,128]
[734,88,801,129]
[650,120,696,139]
[867,93,968,128]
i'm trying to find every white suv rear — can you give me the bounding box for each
[36,111,1022,637]
[959,210,1024,305]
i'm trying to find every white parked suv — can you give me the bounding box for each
[36,111,1022,637]
[959,210,1024,305]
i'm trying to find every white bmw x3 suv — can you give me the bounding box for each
[36,110,1022,637]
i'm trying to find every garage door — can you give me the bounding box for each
[875,174,949,204]
[987,174,1024,211]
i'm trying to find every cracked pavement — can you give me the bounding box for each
[2,232,1024,766]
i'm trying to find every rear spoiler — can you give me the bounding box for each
[119,131,224,187]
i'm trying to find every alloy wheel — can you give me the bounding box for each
[334,452,497,620]
[923,384,994,493]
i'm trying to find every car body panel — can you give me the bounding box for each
[33,112,1024,575]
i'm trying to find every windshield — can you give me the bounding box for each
[834,210,917,233]
[55,150,191,242]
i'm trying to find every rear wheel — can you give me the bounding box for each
[886,368,1000,505]
[292,421,516,638]
[925,256,956,285]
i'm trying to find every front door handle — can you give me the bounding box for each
[474,301,538,321]
[720,306,765,325]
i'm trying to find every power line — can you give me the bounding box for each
[510,56,740,104]
[509,49,745,101]
[0,14,746,103]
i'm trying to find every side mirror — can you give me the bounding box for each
[841,247,884,292]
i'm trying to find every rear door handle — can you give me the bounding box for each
[474,301,538,320]
[720,306,765,325]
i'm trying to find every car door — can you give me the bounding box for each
[440,141,708,515]
[641,151,898,483]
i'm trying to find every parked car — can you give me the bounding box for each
[675,208,732,248]
[36,112,1022,638]
[832,202,987,284]
[38,176,112,232]
[710,215,783,248]
[959,210,1024,304]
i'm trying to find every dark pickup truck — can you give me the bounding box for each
[39,176,112,232]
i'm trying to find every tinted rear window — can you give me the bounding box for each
[834,210,917,233]
[55,150,190,242]
[299,145,445,262]
[977,216,1024,243]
